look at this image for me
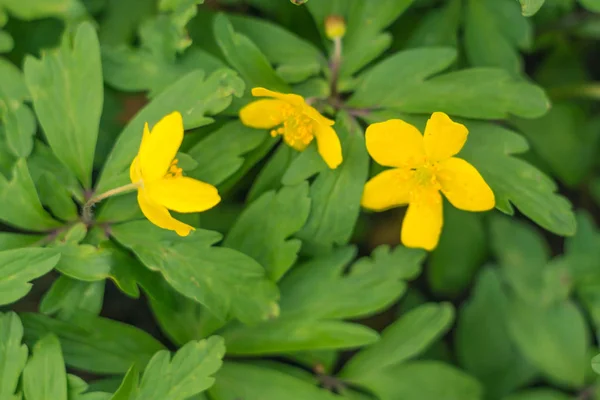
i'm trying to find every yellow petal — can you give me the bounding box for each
[424,112,468,162]
[361,168,414,211]
[239,99,289,129]
[365,119,426,168]
[313,122,342,169]
[304,104,334,126]
[139,112,184,182]
[251,87,304,106]
[146,176,221,213]
[436,157,495,211]
[130,156,141,183]
[401,189,443,251]
[137,191,194,236]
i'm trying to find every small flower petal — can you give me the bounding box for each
[366,119,426,168]
[239,99,289,129]
[146,176,221,213]
[424,112,468,162]
[401,189,443,251]
[251,87,304,106]
[137,191,194,236]
[362,168,414,211]
[313,123,342,169]
[304,104,335,126]
[130,156,141,183]
[436,157,495,211]
[139,112,184,182]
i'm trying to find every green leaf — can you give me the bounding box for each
[209,362,339,400]
[464,0,532,74]
[24,22,103,188]
[40,277,105,321]
[340,303,454,383]
[358,361,483,400]
[506,300,589,388]
[0,247,60,306]
[518,0,547,16]
[0,31,14,53]
[186,121,268,186]
[407,0,461,48]
[0,312,28,400]
[36,172,78,221]
[296,113,369,253]
[224,183,310,281]
[428,204,487,298]
[111,337,225,400]
[0,232,42,251]
[0,158,62,231]
[95,68,244,194]
[111,221,279,325]
[20,313,166,374]
[213,13,289,92]
[111,365,140,400]
[580,0,600,12]
[349,48,549,119]
[511,105,600,188]
[503,389,572,400]
[281,144,328,187]
[246,143,294,202]
[0,0,85,20]
[455,268,537,397]
[22,334,68,400]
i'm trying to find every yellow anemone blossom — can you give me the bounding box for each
[239,87,343,169]
[130,111,220,236]
[361,112,495,251]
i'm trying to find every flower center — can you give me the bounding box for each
[165,159,183,179]
[270,106,315,151]
[409,163,441,202]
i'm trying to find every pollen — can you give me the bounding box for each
[271,109,315,151]
[166,159,183,178]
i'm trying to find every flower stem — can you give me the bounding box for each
[329,36,343,97]
[82,181,141,223]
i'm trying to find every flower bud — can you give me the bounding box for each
[325,15,346,40]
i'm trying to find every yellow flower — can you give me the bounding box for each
[130,111,220,236]
[325,15,346,40]
[239,87,343,169]
[361,112,495,251]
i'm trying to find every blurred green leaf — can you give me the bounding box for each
[21,312,166,374]
[340,303,454,383]
[350,47,549,118]
[456,268,537,397]
[506,299,589,388]
[24,22,102,188]
[224,183,310,281]
[22,334,68,400]
[0,31,13,52]
[246,143,293,202]
[580,0,600,11]
[0,247,60,306]
[111,221,279,325]
[518,0,547,15]
[209,362,339,400]
[0,0,85,20]
[0,312,28,400]
[428,204,487,298]
[407,0,460,48]
[0,158,62,231]
[503,389,572,400]
[40,277,105,321]
[464,0,532,74]
[0,232,42,251]
[357,361,483,400]
[297,113,369,254]
[96,68,244,194]
[111,337,224,400]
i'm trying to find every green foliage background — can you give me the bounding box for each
[0,0,599,399]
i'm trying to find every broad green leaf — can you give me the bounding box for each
[503,389,572,400]
[22,334,68,400]
[228,14,323,83]
[518,0,547,15]
[36,172,78,221]
[506,299,589,388]
[464,0,532,74]
[246,143,294,202]
[111,337,225,400]
[428,204,487,298]
[349,48,549,119]
[0,159,61,231]
[407,0,460,48]
[0,58,35,157]
[580,0,600,11]
[50,244,112,282]
[209,362,339,400]
[511,104,600,187]
[0,232,42,251]
[359,361,483,400]
[95,69,244,194]
[24,22,103,188]
[340,303,454,383]
[0,31,13,53]
[280,145,328,187]
[0,312,28,400]
[0,247,60,306]
[40,277,105,321]
[0,0,85,20]
[224,183,311,281]
[187,121,268,186]
[213,13,289,92]
[111,221,279,325]
[111,365,139,400]
[98,0,155,45]
[456,268,537,397]
[296,113,369,253]
[21,313,165,374]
